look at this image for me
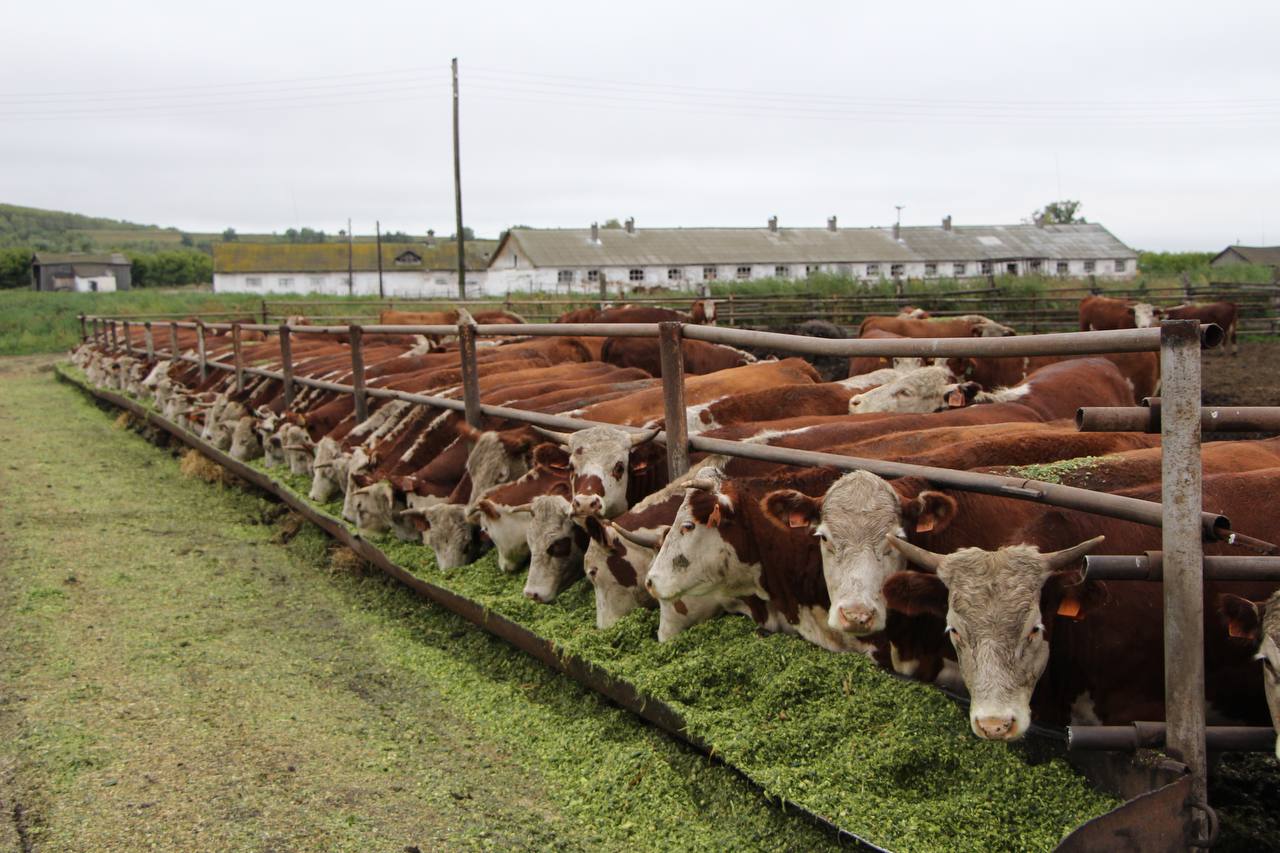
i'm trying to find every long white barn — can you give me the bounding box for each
[485,218,1139,294]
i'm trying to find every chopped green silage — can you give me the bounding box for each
[1005,456,1114,485]
[252,464,1120,852]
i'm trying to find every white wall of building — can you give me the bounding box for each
[213,270,488,298]
[74,273,117,292]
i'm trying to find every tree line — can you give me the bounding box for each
[0,248,213,290]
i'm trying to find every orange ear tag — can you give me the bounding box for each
[1057,597,1082,620]
[631,461,648,472]
[947,390,967,408]
[915,516,935,534]
[788,511,808,529]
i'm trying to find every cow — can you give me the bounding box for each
[522,494,590,603]
[1078,295,1160,331]
[859,314,1016,338]
[643,466,875,653]
[599,337,754,376]
[945,351,1159,403]
[1164,301,1238,356]
[1216,590,1280,760]
[529,425,660,518]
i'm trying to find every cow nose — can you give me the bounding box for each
[572,494,603,517]
[974,716,1018,740]
[524,589,543,603]
[838,606,875,632]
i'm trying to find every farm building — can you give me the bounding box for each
[1210,244,1280,271]
[485,218,1139,293]
[212,241,491,297]
[31,252,132,292]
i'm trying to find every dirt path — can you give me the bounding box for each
[0,359,836,851]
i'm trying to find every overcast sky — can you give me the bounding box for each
[2,0,1277,250]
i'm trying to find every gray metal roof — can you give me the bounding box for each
[33,251,130,267]
[1212,245,1280,266]
[495,223,1137,268]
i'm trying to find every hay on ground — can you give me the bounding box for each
[179,449,237,486]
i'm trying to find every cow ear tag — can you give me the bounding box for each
[631,460,648,472]
[1057,597,1083,620]
[915,516,935,534]
[947,390,968,408]
[787,511,808,529]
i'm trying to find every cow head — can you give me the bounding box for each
[349,481,394,535]
[141,359,172,392]
[339,447,374,522]
[229,415,263,462]
[581,517,660,628]
[407,502,482,569]
[461,425,538,500]
[967,317,1017,337]
[645,468,762,604]
[279,425,315,475]
[533,425,658,518]
[523,495,587,603]
[1132,303,1162,328]
[469,498,532,573]
[848,366,960,414]
[1218,591,1280,761]
[260,418,288,468]
[884,535,1105,740]
[309,436,349,503]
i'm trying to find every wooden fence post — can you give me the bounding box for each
[1181,272,1193,303]
[457,318,482,429]
[1159,319,1208,839]
[144,321,155,360]
[349,324,368,424]
[260,300,269,325]
[123,321,134,356]
[232,323,244,394]
[168,322,180,360]
[658,321,689,480]
[78,313,87,343]
[279,325,295,410]
[90,317,99,348]
[196,321,208,382]
[108,321,118,352]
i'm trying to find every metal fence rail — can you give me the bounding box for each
[79,310,1278,845]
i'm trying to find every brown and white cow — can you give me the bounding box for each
[522,494,590,603]
[1078,295,1160,331]
[1164,301,1238,356]
[859,314,1016,338]
[1217,590,1280,760]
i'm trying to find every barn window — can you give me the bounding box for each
[837,264,852,277]
[1056,261,1069,275]
[245,277,261,289]
[980,261,993,275]
[736,265,752,280]
[952,263,966,276]
[668,268,684,281]
[866,263,880,276]
[703,266,718,281]
[775,265,790,278]
[558,269,575,286]
[890,263,905,277]
[1005,263,1018,276]
[924,263,937,277]
[805,264,822,276]
[586,269,600,283]
[1084,260,1096,273]
[629,268,645,282]
[1114,259,1127,273]
[309,276,325,289]
[278,277,293,288]
[1029,259,1042,273]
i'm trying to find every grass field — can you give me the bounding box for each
[0,357,846,851]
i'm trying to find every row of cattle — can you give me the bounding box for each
[75,300,1278,755]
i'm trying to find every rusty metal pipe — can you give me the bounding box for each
[1078,402,1280,433]
[1085,552,1280,581]
[1069,723,1274,753]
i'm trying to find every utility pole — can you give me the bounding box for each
[894,205,905,228]
[375,220,384,299]
[347,217,354,296]
[452,57,466,300]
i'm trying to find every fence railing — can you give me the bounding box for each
[79,310,1280,844]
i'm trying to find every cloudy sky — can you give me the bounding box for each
[2,0,1277,250]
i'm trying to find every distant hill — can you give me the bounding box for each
[0,203,180,252]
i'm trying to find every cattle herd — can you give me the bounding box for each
[74,296,1278,760]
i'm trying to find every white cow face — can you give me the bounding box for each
[229,416,263,461]
[420,503,481,570]
[309,436,349,503]
[470,499,531,573]
[522,495,586,603]
[884,536,1104,741]
[1132,303,1162,328]
[465,431,533,501]
[644,469,761,605]
[538,426,657,519]
[280,425,314,475]
[848,366,958,414]
[350,481,394,535]
[581,521,657,629]
[763,471,959,636]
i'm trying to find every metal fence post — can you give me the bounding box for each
[78,313,87,343]
[108,320,118,352]
[144,321,155,360]
[260,299,269,325]
[1159,318,1207,837]
[232,323,244,394]
[123,321,134,356]
[196,321,208,382]
[279,324,295,410]
[349,324,368,423]
[457,318,482,429]
[90,317,99,348]
[658,321,689,480]
[168,322,180,359]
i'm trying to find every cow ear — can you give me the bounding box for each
[1218,594,1262,642]
[884,571,949,617]
[475,499,499,521]
[533,443,570,470]
[456,421,483,443]
[909,491,957,534]
[582,515,607,544]
[945,357,977,379]
[1047,572,1107,621]
[760,489,823,531]
[499,429,535,454]
[548,480,572,499]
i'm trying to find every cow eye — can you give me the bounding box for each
[1028,624,1044,640]
[815,531,829,543]
[946,626,961,643]
[680,521,695,533]
[612,461,626,480]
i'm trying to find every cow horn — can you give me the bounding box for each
[282,443,310,451]
[885,535,945,573]
[506,503,534,514]
[606,520,663,550]
[628,428,659,447]
[312,461,334,470]
[1044,535,1106,571]
[397,507,428,518]
[532,425,574,445]
[685,477,718,492]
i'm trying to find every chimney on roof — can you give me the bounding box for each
[827,216,838,232]
[942,215,952,232]
[426,229,436,245]
[591,221,599,243]
[768,215,778,233]
[625,216,635,234]
[893,221,901,241]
